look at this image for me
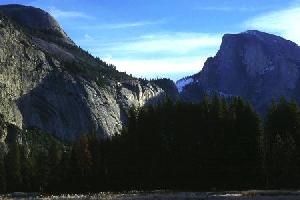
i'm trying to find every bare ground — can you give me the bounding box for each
[2,190,300,200]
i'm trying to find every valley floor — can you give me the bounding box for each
[2,190,300,200]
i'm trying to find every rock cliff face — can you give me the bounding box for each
[0,5,178,140]
[177,30,300,112]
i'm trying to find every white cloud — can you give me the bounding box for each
[83,34,93,40]
[108,56,207,77]
[244,6,300,44]
[104,19,168,29]
[76,19,168,30]
[197,6,267,12]
[90,32,221,80]
[118,33,221,54]
[48,7,94,19]
[77,32,221,80]
[88,32,221,55]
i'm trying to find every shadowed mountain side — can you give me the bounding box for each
[17,71,95,140]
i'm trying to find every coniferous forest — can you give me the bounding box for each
[1,96,300,193]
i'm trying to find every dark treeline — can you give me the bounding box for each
[1,97,300,193]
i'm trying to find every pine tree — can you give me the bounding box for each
[35,149,49,192]
[71,134,93,191]
[47,142,62,191]
[20,147,34,192]
[264,98,300,187]
[0,150,6,193]
[5,141,22,192]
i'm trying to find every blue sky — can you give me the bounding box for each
[1,0,300,80]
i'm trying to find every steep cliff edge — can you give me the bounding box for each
[0,5,178,140]
[178,30,300,112]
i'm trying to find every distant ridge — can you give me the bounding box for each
[177,30,300,112]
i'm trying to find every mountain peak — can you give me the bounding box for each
[222,30,299,48]
[243,30,270,35]
[0,4,74,45]
[179,31,300,112]
[222,30,276,41]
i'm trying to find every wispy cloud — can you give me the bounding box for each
[196,6,271,12]
[76,19,168,30]
[82,32,221,55]
[104,19,167,29]
[83,34,93,40]
[77,32,221,80]
[48,6,94,19]
[244,5,300,44]
[108,56,208,75]
[113,33,221,54]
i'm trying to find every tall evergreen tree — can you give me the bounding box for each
[264,98,300,188]
[5,141,22,192]
[20,147,34,192]
[47,142,62,191]
[0,150,6,193]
